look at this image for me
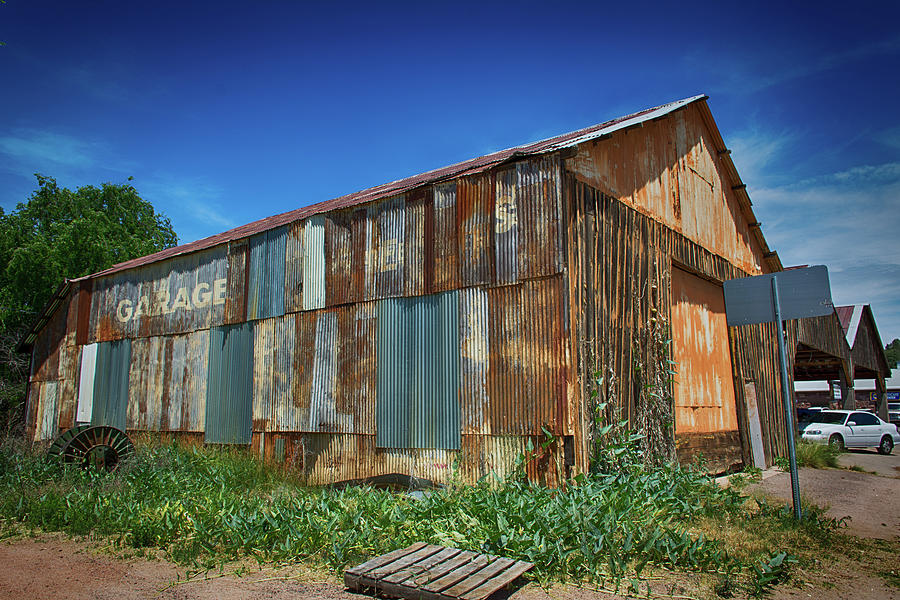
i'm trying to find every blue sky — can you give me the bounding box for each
[2,1,899,346]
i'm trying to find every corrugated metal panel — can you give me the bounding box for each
[457,173,493,287]
[308,311,344,430]
[516,155,563,279]
[252,318,275,431]
[76,343,98,423]
[57,343,79,430]
[88,246,229,342]
[403,189,427,297]
[376,291,460,450]
[127,331,208,432]
[91,339,132,430]
[302,215,326,310]
[487,277,567,436]
[206,323,253,444]
[272,314,297,431]
[494,168,518,285]
[247,226,286,320]
[373,196,405,299]
[225,239,248,323]
[284,222,304,313]
[34,381,59,441]
[432,183,459,292]
[325,212,353,306]
[460,287,489,434]
[30,295,68,382]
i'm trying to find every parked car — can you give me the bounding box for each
[888,402,900,429]
[799,410,900,455]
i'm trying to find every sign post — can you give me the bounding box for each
[723,265,834,520]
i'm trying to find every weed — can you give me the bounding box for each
[749,551,797,597]
[794,441,841,469]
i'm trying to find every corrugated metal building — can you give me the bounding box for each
[23,95,806,480]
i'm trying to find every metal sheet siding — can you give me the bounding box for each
[494,168,519,285]
[516,155,563,279]
[432,183,459,292]
[225,240,248,324]
[34,381,59,441]
[376,291,460,450]
[457,174,493,287]
[460,287,490,434]
[373,196,405,299]
[247,226,287,320]
[206,323,253,444]
[404,189,426,297]
[325,212,353,306]
[252,318,276,431]
[88,246,229,342]
[91,339,131,430]
[272,314,297,431]
[302,215,326,310]
[284,222,304,313]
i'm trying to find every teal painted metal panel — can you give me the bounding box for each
[247,226,286,320]
[376,290,460,449]
[91,339,131,430]
[206,322,254,444]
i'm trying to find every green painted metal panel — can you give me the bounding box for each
[247,226,286,320]
[376,290,460,449]
[91,339,131,430]
[206,322,254,444]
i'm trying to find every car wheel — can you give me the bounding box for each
[829,434,844,451]
[878,436,894,456]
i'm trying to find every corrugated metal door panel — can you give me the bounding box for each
[374,196,405,300]
[183,328,209,431]
[252,318,276,431]
[284,221,304,313]
[457,174,493,287]
[76,343,98,423]
[325,212,353,306]
[302,216,326,310]
[432,183,459,292]
[376,291,460,450]
[91,339,131,430]
[494,168,518,285]
[671,267,738,434]
[460,287,490,434]
[205,322,253,444]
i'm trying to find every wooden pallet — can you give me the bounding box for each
[344,542,534,600]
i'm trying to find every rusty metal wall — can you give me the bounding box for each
[127,329,209,432]
[88,246,229,342]
[566,176,791,472]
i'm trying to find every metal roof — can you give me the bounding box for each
[74,95,706,282]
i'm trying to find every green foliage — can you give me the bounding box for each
[0,174,177,429]
[0,442,750,586]
[794,440,841,469]
[885,338,900,370]
[749,551,798,597]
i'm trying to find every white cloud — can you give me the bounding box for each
[138,176,237,243]
[0,130,102,172]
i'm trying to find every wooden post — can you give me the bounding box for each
[875,376,888,422]
[839,365,856,410]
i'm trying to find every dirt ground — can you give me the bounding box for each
[1,453,898,600]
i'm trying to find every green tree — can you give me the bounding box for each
[0,174,178,431]
[885,338,900,370]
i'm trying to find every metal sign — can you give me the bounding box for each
[723,265,833,326]
[723,265,834,520]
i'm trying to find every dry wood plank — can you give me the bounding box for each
[460,560,535,600]
[441,556,514,598]
[344,542,426,577]
[381,546,462,585]
[422,553,491,594]
[365,544,445,579]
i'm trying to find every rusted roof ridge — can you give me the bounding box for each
[75,95,706,282]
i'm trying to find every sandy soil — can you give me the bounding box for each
[1,456,898,600]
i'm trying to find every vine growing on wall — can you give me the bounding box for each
[632,305,677,466]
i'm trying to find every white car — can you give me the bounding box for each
[800,410,900,455]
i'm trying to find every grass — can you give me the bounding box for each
[794,440,842,469]
[0,436,849,596]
